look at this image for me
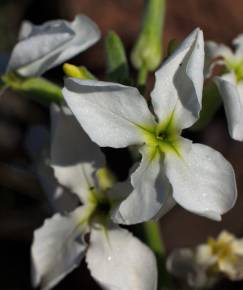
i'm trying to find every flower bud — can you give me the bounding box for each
[131,0,165,71]
[63,63,96,80]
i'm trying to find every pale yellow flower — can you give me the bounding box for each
[167,230,243,289]
[196,231,243,280]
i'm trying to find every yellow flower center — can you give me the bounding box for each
[225,58,243,82]
[208,236,238,266]
[138,112,183,160]
[82,168,116,226]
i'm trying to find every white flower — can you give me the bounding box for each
[166,248,218,289]
[167,231,243,288]
[62,28,237,224]
[31,105,157,290]
[205,36,243,141]
[197,231,243,281]
[7,15,100,76]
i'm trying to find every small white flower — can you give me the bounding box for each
[166,247,217,289]
[62,28,237,224]
[205,36,243,141]
[31,105,157,290]
[167,231,243,288]
[7,15,100,76]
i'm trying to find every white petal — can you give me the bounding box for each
[233,34,243,56]
[24,125,79,212]
[31,208,87,290]
[205,41,233,61]
[86,225,157,290]
[112,146,172,224]
[164,140,237,220]
[166,248,195,278]
[151,28,204,129]
[166,248,210,288]
[50,104,105,203]
[8,15,100,76]
[232,239,243,256]
[214,73,243,141]
[63,78,156,148]
[18,20,33,40]
[8,20,73,75]
[195,244,216,267]
[204,41,233,78]
[37,159,80,212]
[49,15,100,70]
[152,193,176,220]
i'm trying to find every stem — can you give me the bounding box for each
[137,65,148,94]
[2,73,63,105]
[140,221,172,290]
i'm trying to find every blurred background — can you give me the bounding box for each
[1,0,243,289]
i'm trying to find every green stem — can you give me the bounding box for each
[137,65,148,94]
[140,221,172,290]
[2,72,63,105]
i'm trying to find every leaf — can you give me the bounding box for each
[105,31,130,84]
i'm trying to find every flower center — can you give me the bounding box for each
[95,197,112,216]
[225,58,243,82]
[139,113,182,159]
[208,237,237,265]
[156,131,169,141]
[88,188,113,225]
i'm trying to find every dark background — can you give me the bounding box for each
[0,0,243,289]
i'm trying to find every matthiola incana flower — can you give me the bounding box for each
[7,15,100,77]
[167,231,243,288]
[62,28,237,224]
[31,105,157,290]
[205,35,243,141]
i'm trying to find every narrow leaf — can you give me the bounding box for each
[105,31,130,84]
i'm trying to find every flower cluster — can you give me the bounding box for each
[3,5,242,290]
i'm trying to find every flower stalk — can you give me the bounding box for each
[141,221,172,290]
[1,72,62,104]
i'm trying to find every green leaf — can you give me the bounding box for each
[105,31,130,84]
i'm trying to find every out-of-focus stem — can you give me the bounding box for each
[141,221,172,290]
